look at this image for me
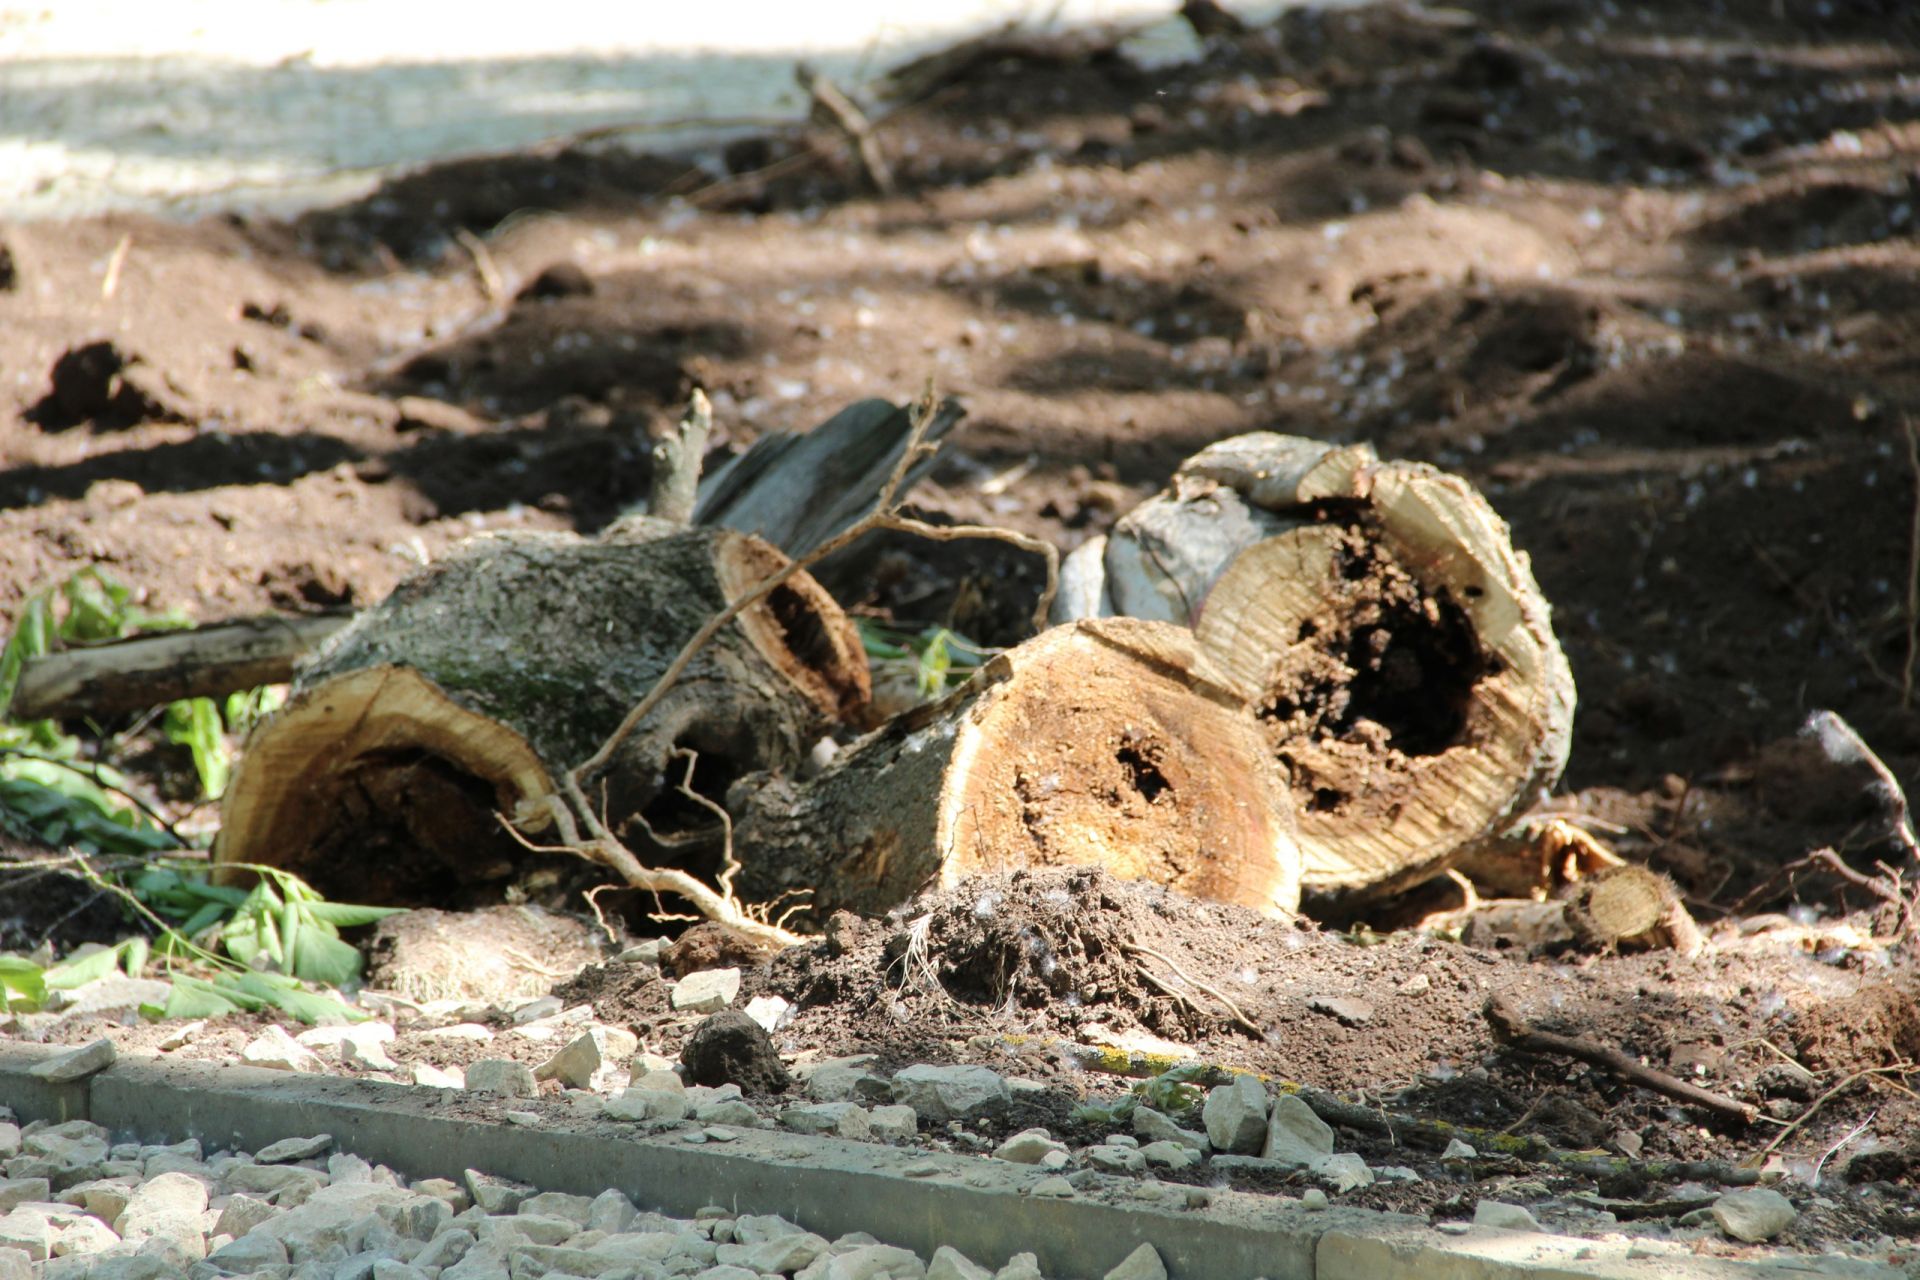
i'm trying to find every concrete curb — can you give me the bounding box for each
[0,1046,1894,1280]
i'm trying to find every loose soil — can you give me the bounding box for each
[5,0,1920,1258]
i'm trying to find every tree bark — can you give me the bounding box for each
[730,617,1301,922]
[214,521,868,902]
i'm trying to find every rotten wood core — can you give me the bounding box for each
[214,523,868,904]
[732,618,1301,923]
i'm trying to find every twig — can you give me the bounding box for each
[873,513,1060,635]
[1756,1065,1914,1162]
[1903,414,1919,711]
[797,63,895,195]
[101,234,132,300]
[1123,941,1265,1039]
[1484,994,1759,1124]
[650,389,713,526]
[453,227,505,304]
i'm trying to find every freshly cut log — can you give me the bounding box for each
[731,617,1301,921]
[214,519,869,902]
[1059,434,1575,911]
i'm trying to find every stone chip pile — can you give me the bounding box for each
[0,1106,1169,1280]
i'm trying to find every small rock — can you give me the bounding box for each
[586,1188,636,1234]
[534,1030,605,1090]
[411,1063,464,1089]
[1474,1200,1545,1232]
[510,996,564,1024]
[670,967,742,1013]
[927,1244,992,1280]
[463,1169,534,1214]
[694,1099,759,1127]
[240,1025,320,1073]
[1397,974,1431,996]
[680,1009,791,1094]
[418,1023,494,1043]
[0,1181,49,1214]
[1103,1242,1167,1280]
[504,1110,542,1126]
[465,1060,538,1099]
[1311,1153,1374,1192]
[868,1105,919,1143]
[1263,1094,1335,1166]
[1307,994,1373,1026]
[1132,1107,1206,1151]
[1441,1138,1477,1160]
[212,1194,276,1237]
[992,1129,1067,1165]
[995,1254,1044,1280]
[116,1171,208,1253]
[205,1233,287,1271]
[1140,1141,1201,1171]
[891,1065,1010,1123]
[1203,1077,1269,1154]
[1031,1176,1075,1199]
[779,1103,870,1140]
[412,1178,470,1213]
[1086,1145,1147,1174]
[253,1134,333,1164]
[743,994,792,1033]
[1301,1188,1329,1211]
[604,1088,689,1123]
[29,1040,116,1083]
[1711,1187,1796,1243]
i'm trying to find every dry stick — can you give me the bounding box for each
[1483,994,1759,1125]
[452,227,505,304]
[1756,1065,1916,1162]
[797,63,895,195]
[1903,414,1920,711]
[650,389,713,526]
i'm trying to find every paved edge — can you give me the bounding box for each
[0,1046,1893,1280]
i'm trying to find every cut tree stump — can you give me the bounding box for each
[730,617,1301,921]
[1057,434,1575,911]
[214,520,869,903]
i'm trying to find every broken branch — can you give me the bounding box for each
[650,389,713,526]
[797,63,895,196]
[1484,994,1758,1125]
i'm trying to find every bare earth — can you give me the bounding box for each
[3,0,1919,1259]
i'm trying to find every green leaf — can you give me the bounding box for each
[163,697,230,799]
[43,945,122,989]
[161,975,250,1018]
[230,971,365,1024]
[299,901,406,928]
[0,957,47,1011]
[121,936,148,979]
[288,929,364,986]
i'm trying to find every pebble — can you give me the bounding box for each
[992,1128,1068,1164]
[1712,1187,1798,1242]
[1301,1188,1330,1210]
[254,1133,334,1163]
[670,966,742,1013]
[241,1024,322,1072]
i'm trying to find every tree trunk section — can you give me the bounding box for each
[214,521,869,903]
[731,617,1300,922]
[1056,433,1575,912]
[1192,444,1576,910]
